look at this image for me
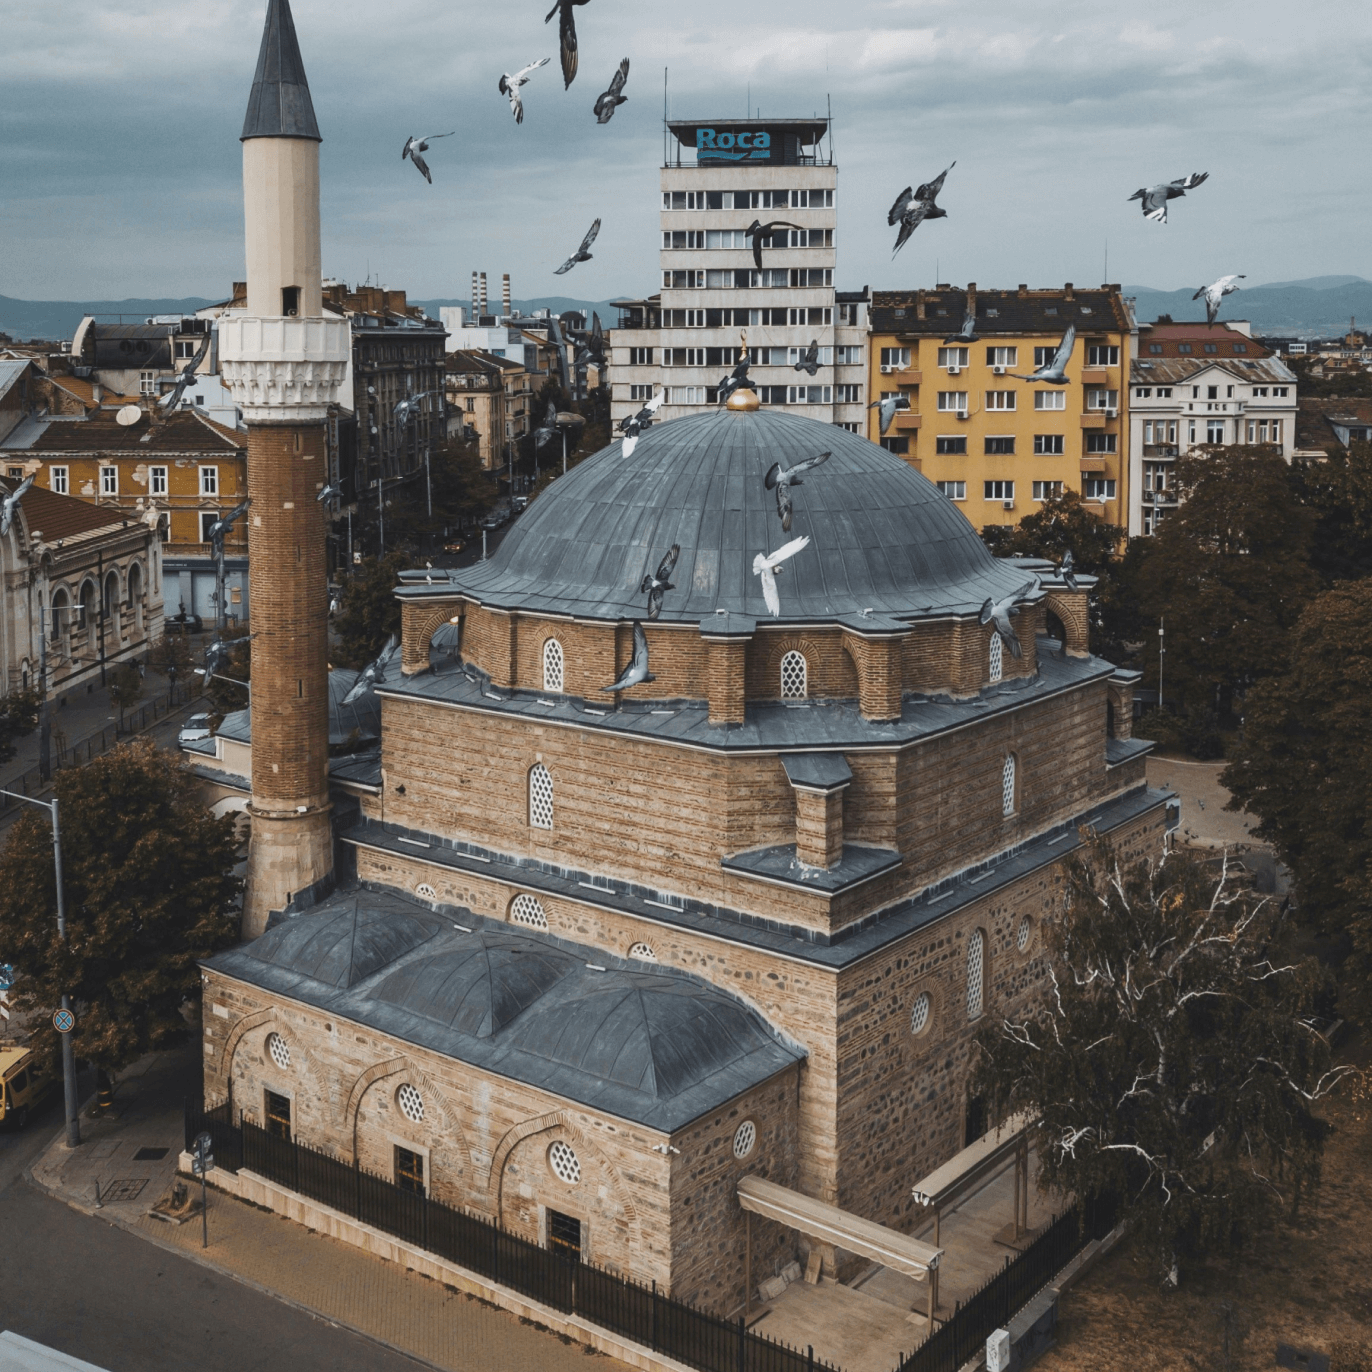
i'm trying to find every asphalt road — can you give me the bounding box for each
[0,1096,424,1372]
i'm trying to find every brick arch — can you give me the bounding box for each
[217,1006,277,1081]
[342,1055,474,1175]
[1042,590,1088,656]
[761,635,834,699]
[487,1111,641,1247]
[401,599,463,674]
[221,1008,326,1130]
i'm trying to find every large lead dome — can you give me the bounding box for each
[451,408,1028,622]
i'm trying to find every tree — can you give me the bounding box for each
[204,627,251,720]
[1289,442,1372,583]
[0,740,241,1085]
[1285,356,1372,400]
[148,633,193,703]
[108,661,143,730]
[380,434,497,551]
[972,838,1348,1280]
[1221,579,1372,1008]
[0,686,40,765]
[332,551,406,669]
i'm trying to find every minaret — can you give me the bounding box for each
[219,0,348,938]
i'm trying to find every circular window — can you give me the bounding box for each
[548,1140,581,1184]
[733,1120,756,1159]
[397,1084,425,1123]
[628,942,657,962]
[910,992,932,1036]
[415,882,437,901]
[1017,916,1032,952]
[510,894,549,929]
[266,1032,291,1071]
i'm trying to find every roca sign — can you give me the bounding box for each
[695,128,775,163]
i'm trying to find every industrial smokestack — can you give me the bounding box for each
[479,272,488,317]
[471,270,479,319]
[502,273,511,319]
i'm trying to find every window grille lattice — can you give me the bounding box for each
[1002,754,1017,816]
[989,633,1003,683]
[780,650,808,699]
[529,764,554,829]
[967,930,985,1019]
[414,883,436,901]
[733,1121,756,1159]
[628,942,657,962]
[910,992,931,1036]
[548,1140,581,1184]
[397,1084,425,1123]
[510,894,548,929]
[1017,916,1032,952]
[542,639,564,692]
[267,1033,291,1071]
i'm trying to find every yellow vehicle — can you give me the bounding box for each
[0,1044,54,1130]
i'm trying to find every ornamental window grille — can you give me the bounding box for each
[1002,754,1017,816]
[548,1140,581,1184]
[989,632,1003,683]
[510,894,548,929]
[266,1033,291,1070]
[397,1084,424,1123]
[967,930,985,1019]
[628,942,657,961]
[529,764,554,829]
[910,992,932,1036]
[542,639,564,692]
[414,883,436,900]
[780,650,807,699]
[733,1120,756,1159]
[1017,916,1032,952]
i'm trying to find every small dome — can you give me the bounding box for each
[440,408,1027,623]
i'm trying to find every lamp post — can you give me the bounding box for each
[1158,617,1165,712]
[38,599,51,784]
[0,788,80,1148]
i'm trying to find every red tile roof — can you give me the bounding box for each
[25,408,244,454]
[4,480,129,542]
[1137,324,1270,358]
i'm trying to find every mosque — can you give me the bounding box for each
[199,0,1168,1316]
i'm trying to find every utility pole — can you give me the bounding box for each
[96,550,107,687]
[38,600,50,783]
[1158,617,1165,712]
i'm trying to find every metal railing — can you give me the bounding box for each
[185,1103,836,1372]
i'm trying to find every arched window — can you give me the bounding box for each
[77,579,96,631]
[989,631,1003,684]
[628,942,657,962]
[128,563,144,632]
[780,649,808,699]
[542,639,564,693]
[967,930,985,1020]
[103,569,120,639]
[1001,754,1017,817]
[529,763,554,829]
[510,893,548,928]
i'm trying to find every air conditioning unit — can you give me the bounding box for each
[880,364,894,374]
[1002,500,1015,511]
[992,365,1006,375]
[956,410,969,421]
[947,365,961,376]
[1106,408,1118,420]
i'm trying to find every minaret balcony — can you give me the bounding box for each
[219,315,349,421]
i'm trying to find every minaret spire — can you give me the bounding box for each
[241,0,321,142]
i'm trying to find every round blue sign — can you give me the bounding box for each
[53,1008,75,1034]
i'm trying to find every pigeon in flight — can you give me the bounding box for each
[534,399,559,450]
[0,474,34,536]
[316,480,340,504]
[753,536,811,618]
[1129,171,1208,224]
[1059,549,1079,592]
[343,636,400,705]
[793,340,820,376]
[393,391,435,427]
[944,309,980,345]
[158,329,212,411]
[869,395,901,435]
[499,58,551,124]
[401,132,454,184]
[640,545,679,620]
[555,218,601,275]
[545,0,590,89]
[1193,274,1245,325]
[979,579,1038,660]
[618,389,664,456]
[206,497,251,550]
[765,451,830,532]
[745,219,803,272]
[717,349,753,404]
[603,620,654,692]
[594,58,630,123]
[202,637,230,680]
[1010,326,1076,385]
[888,163,954,257]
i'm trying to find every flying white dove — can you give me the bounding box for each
[402,132,454,184]
[499,58,551,124]
[1192,274,1245,325]
[869,395,901,435]
[979,579,1039,660]
[1010,326,1076,385]
[0,475,34,537]
[752,536,810,619]
[618,389,664,456]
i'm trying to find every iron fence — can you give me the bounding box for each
[183,1103,834,1372]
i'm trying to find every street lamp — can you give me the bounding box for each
[1158,617,1165,712]
[0,788,80,1148]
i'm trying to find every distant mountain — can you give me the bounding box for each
[0,295,219,343]
[1123,276,1372,337]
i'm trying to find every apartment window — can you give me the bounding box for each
[835,383,862,404]
[1085,433,1117,454]
[1085,390,1119,412]
[937,391,969,412]
[199,466,219,496]
[174,338,199,359]
[835,345,864,365]
[1033,434,1064,455]
[264,1090,292,1141]
[936,436,967,455]
[880,348,911,370]
[465,397,475,412]
[1203,343,1218,354]
[984,480,1014,500]
[789,188,833,208]
[149,466,168,495]
[667,387,707,405]
[937,347,969,370]
[788,345,832,368]
[1033,347,1056,367]
[985,347,1018,368]
[628,347,653,366]
[662,229,705,250]
[989,632,1003,683]
[100,466,117,496]
[1144,463,1170,493]
[1032,480,1064,501]
[985,391,1016,411]
[1135,388,1152,398]
[879,390,909,410]
[836,421,859,433]
[1083,478,1117,500]
[51,466,69,496]
[1207,385,1219,400]
[1001,755,1018,818]
[139,371,156,395]
[662,190,705,210]
[786,386,832,405]
[6,467,20,480]
[1086,345,1120,366]
[1034,391,1066,411]
[880,437,909,455]
[542,639,565,692]
[199,511,219,543]
[937,480,966,500]
[629,384,654,401]
[1274,387,1289,397]
[1189,420,1197,444]
[1177,343,1193,355]
[1157,387,1173,399]
[1148,343,1163,354]
[1233,343,1249,354]
[395,1147,426,1197]
[1207,420,1226,444]
[984,436,1015,455]
[780,650,807,700]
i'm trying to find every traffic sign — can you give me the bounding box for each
[0,963,14,991]
[53,1008,75,1034]
[191,1130,214,1176]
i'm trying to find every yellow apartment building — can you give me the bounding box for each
[866,284,1133,533]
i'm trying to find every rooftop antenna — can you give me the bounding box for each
[827,93,833,164]
[747,82,750,119]
[663,67,668,167]
[1104,238,1109,284]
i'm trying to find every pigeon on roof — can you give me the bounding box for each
[545,0,590,89]
[869,395,900,435]
[793,340,820,376]
[1010,326,1076,384]
[157,330,212,411]
[979,579,1038,659]
[594,58,629,123]
[1059,548,1079,592]
[753,536,810,618]
[344,636,400,705]
[944,309,980,345]
[1129,171,1208,224]
[555,219,601,275]
[603,620,653,692]
[1192,273,1245,325]
[0,475,34,537]
[764,451,830,532]
[640,545,679,620]
[618,389,663,456]
[744,219,803,272]
[888,164,954,257]
[499,58,551,124]
[401,132,454,184]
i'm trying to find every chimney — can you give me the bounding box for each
[1018,284,1028,298]
[479,272,488,317]
[91,382,103,406]
[502,273,511,318]
[966,282,977,318]
[471,270,479,319]
[1064,282,1075,301]
[915,292,926,322]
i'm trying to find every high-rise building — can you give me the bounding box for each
[217,0,348,936]
[611,117,868,431]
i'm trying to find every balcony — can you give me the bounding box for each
[1080,413,1106,429]
[1080,367,1111,385]
[894,411,922,430]
[1142,445,1178,459]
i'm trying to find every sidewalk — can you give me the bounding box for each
[29,1043,632,1372]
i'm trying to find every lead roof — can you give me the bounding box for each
[241,0,322,142]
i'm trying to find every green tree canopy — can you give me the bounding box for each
[973,838,1347,1279]
[1288,442,1372,583]
[332,551,406,670]
[0,686,40,765]
[0,740,241,1078]
[380,434,497,551]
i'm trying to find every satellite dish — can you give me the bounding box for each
[115,405,142,427]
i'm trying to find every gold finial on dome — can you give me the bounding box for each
[726,386,761,411]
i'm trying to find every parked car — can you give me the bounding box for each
[166,612,204,635]
[443,539,466,555]
[0,1044,55,1130]
[178,713,213,746]
[511,495,530,512]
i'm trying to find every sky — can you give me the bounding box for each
[3,0,1370,304]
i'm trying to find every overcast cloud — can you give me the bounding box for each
[2,0,1369,303]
